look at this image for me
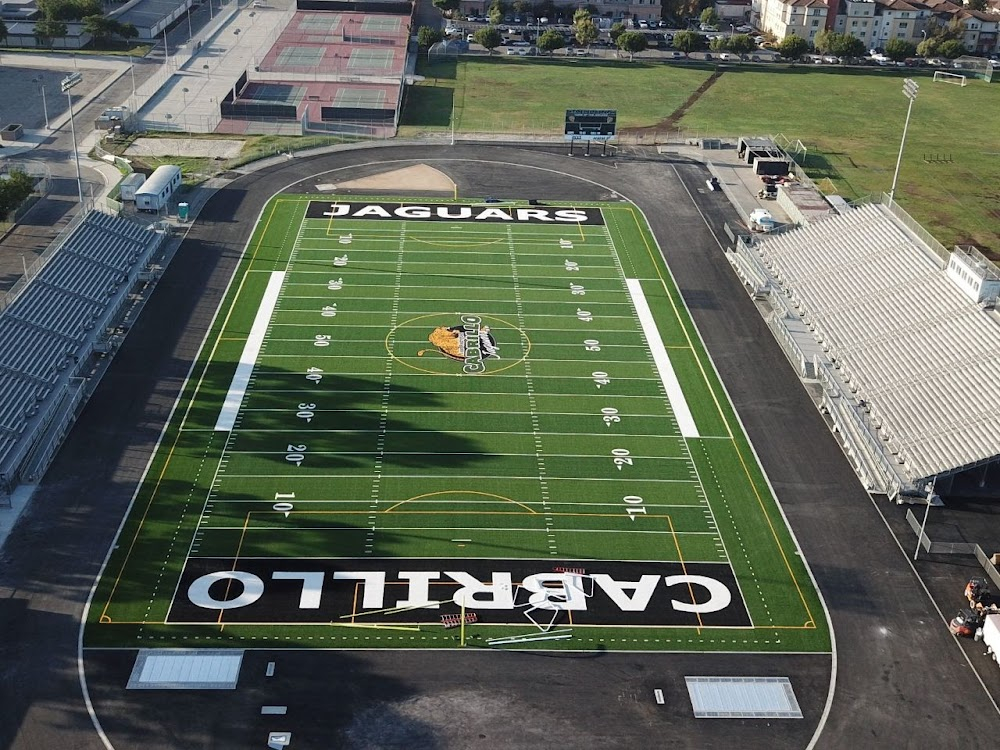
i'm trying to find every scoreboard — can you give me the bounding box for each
[564,109,617,141]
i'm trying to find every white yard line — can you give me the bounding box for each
[625,278,699,438]
[213,271,286,432]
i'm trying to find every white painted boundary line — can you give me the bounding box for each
[625,278,699,438]
[214,271,285,431]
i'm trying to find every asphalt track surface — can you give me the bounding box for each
[2,144,998,750]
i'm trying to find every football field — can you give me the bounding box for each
[87,196,829,653]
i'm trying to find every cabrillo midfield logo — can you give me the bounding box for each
[420,315,499,374]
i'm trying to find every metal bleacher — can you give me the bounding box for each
[752,202,1000,498]
[0,210,166,496]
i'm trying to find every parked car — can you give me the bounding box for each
[736,24,753,32]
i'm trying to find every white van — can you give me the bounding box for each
[663,50,686,59]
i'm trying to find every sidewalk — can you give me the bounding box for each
[659,141,793,226]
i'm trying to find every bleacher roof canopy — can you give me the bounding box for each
[116,0,188,35]
[754,203,1000,486]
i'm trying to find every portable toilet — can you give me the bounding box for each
[134,165,182,213]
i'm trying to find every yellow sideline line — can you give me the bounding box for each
[616,204,815,625]
[100,200,290,622]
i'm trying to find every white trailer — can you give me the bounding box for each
[134,165,181,213]
[983,614,1000,666]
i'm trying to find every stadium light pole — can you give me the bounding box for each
[33,78,50,129]
[888,78,918,208]
[61,74,85,206]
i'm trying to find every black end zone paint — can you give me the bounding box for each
[169,558,751,628]
[304,201,606,225]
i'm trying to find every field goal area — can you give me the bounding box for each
[934,70,967,86]
[87,197,829,654]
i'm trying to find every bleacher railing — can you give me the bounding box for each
[0,207,94,315]
[879,193,950,264]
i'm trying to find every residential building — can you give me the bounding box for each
[751,0,1000,53]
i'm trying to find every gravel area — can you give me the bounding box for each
[125,137,245,158]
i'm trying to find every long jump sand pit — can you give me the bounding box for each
[125,138,246,159]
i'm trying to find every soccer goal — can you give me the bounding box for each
[933,70,967,86]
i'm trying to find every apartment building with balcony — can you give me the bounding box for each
[752,0,999,54]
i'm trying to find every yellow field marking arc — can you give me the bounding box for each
[384,490,537,514]
[409,237,507,248]
[614,204,817,627]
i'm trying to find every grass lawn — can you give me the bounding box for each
[402,57,714,133]
[401,58,1000,253]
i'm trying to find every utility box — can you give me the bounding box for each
[118,172,146,202]
[1,124,24,142]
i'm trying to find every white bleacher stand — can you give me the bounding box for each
[0,211,166,501]
[747,203,1000,500]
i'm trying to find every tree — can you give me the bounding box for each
[814,30,864,57]
[937,38,966,58]
[966,0,987,10]
[672,30,704,53]
[813,29,833,53]
[616,30,647,60]
[708,35,728,52]
[609,21,626,44]
[34,18,67,47]
[512,0,529,13]
[699,8,719,27]
[416,25,442,48]
[777,34,809,60]
[488,2,502,25]
[537,28,565,54]
[474,25,503,54]
[917,37,938,57]
[728,34,755,55]
[432,0,461,14]
[835,34,866,58]
[118,21,138,42]
[0,171,35,220]
[82,14,117,44]
[884,38,915,61]
[572,10,598,48]
[38,0,99,20]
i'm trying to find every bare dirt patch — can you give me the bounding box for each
[125,138,245,159]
